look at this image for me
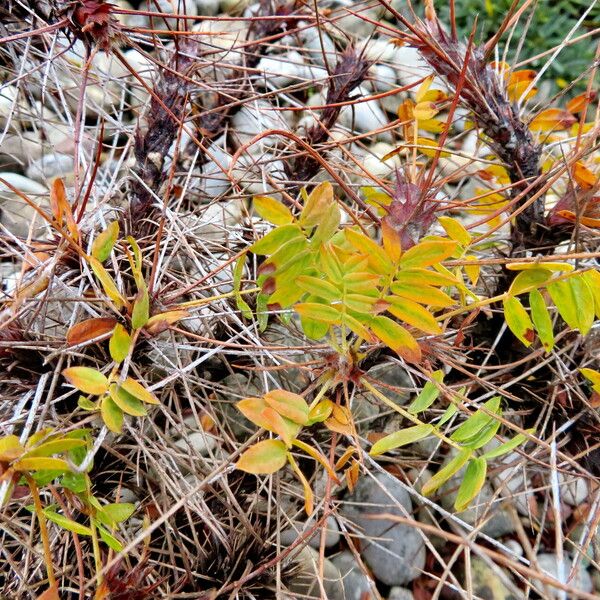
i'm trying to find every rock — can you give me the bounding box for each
[467,558,517,600]
[331,551,375,600]
[233,152,287,196]
[558,473,589,507]
[141,0,198,30]
[256,51,307,88]
[219,0,248,13]
[492,451,532,516]
[0,173,49,238]
[341,471,425,586]
[388,587,414,600]
[0,85,19,129]
[288,546,344,599]
[280,515,340,549]
[338,86,391,141]
[26,154,74,183]
[231,101,290,151]
[196,0,219,15]
[197,141,233,199]
[503,539,524,558]
[299,25,336,67]
[178,199,243,242]
[175,431,217,456]
[370,64,398,93]
[533,554,593,598]
[365,361,412,406]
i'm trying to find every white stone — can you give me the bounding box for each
[338,86,391,141]
[288,546,343,599]
[26,154,74,183]
[299,26,336,67]
[370,63,398,93]
[231,101,290,151]
[558,473,589,507]
[534,554,593,598]
[256,51,307,89]
[0,85,19,129]
[175,431,217,455]
[198,141,233,199]
[196,0,220,16]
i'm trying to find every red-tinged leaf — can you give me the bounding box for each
[370,315,422,363]
[503,296,534,347]
[101,396,123,433]
[260,406,296,446]
[566,91,597,114]
[295,302,341,324]
[253,195,293,225]
[414,101,438,120]
[381,220,402,262]
[109,324,131,363]
[264,390,309,425]
[334,446,355,471]
[399,240,458,269]
[530,108,577,132]
[236,440,287,474]
[300,181,335,228]
[91,221,119,263]
[145,310,189,335]
[507,69,536,84]
[62,367,109,395]
[345,461,360,492]
[66,317,117,346]
[237,397,302,440]
[120,378,160,405]
[50,179,78,241]
[386,297,441,334]
[572,162,598,190]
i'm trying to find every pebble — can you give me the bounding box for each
[26,154,74,183]
[299,25,336,67]
[370,63,398,93]
[197,141,233,199]
[256,51,308,88]
[388,587,414,600]
[288,546,344,599]
[0,173,49,238]
[196,0,220,16]
[365,361,412,406]
[330,551,375,600]
[174,431,217,455]
[341,470,425,586]
[0,85,19,129]
[178,199,243,242]
[280,515,340,549]
[231,101,290,151]
[533,553,593,598]
[558,473,589,507]
[467,557,517,600]
[338,86,391,141]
